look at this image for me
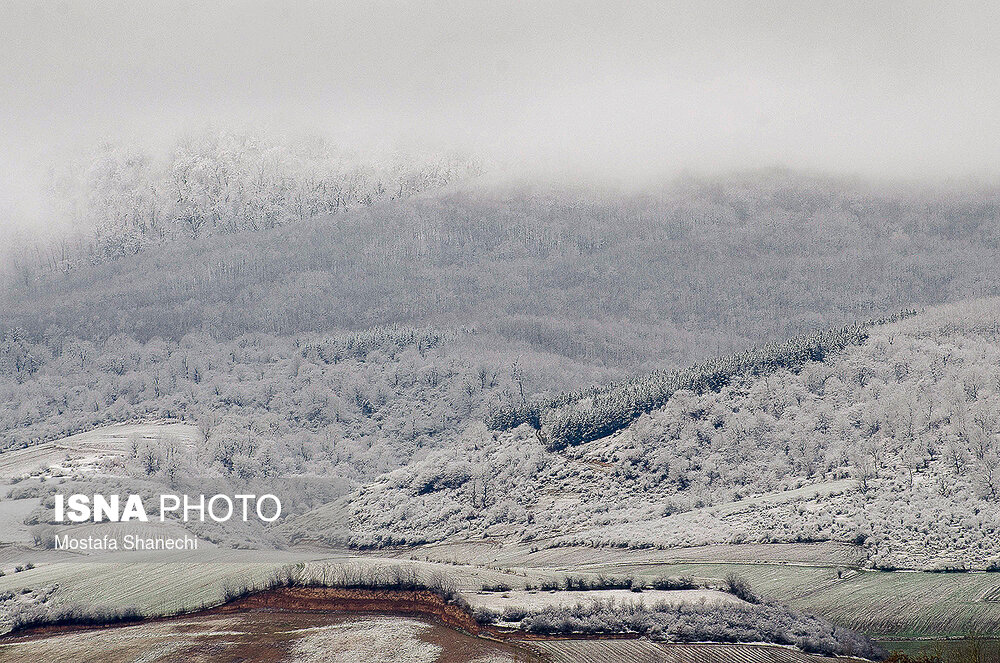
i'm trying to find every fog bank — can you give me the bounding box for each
[3,1,999,232]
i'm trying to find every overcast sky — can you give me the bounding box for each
[2,1,999,227]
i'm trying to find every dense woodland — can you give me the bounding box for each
[4,154,1000,569]
[338,300,1000,570]
[487,313,913,449]
[0,325,614,477]
[4,167,1000,374]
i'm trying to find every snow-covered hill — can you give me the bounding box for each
[325,299,1000,571]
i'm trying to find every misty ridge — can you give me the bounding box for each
[1,128,1000,448]
[4,130,1000,362]
[2,128,1000,551]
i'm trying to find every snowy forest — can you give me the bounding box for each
[10,129,479,267]
[4,133,1000,567]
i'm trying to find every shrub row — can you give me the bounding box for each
[514,599,884,660]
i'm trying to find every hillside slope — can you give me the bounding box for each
[6,172,1000,374]
[318,299,1000,571]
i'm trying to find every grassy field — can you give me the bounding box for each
[6,537,1000,642]
[781,570,1000,638]
[7,547,999,651]
[534,558,1000,639]
[529,641,869,663]
[0,556,294,629]
[400,541,1000,640]
[400,541,866,568]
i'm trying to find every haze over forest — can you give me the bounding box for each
[3,1,1000,458]
[3,1,1000,243]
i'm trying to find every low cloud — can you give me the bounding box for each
[2,1,999,231]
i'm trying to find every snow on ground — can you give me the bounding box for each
[0,421,200,482]
[290,616,439,663]
[0,498,39,544]
[467,588,744,613]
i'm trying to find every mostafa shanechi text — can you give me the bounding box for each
[54,533,200,551]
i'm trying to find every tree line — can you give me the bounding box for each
[487,311,915,450]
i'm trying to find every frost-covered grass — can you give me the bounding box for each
[290,617,440,663]
[531,640,865,663]
[0,557,291,632]
[2,547,991,642]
